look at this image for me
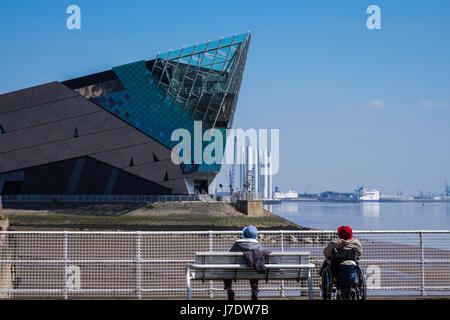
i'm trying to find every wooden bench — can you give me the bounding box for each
[186,251,315,299]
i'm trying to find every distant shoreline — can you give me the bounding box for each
[269,199,450,203]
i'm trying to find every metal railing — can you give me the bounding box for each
[0,230,449,299]
[0,194,271,204]
[0,194,203,203]
[230,191,264,202]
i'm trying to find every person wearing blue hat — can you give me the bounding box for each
[241,225,258,240]
[224,225,263,300]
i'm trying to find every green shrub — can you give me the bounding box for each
[145,202,154,210]
[0,214,6,220]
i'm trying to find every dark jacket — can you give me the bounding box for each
[323,238,362,260]
[229,239,270,274]
[243,250,271,274]
[230,239,262,252]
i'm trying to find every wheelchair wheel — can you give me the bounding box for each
[356,267,367,300]
[320,266,332,300]
[337,287,352,300]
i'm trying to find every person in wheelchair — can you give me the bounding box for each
[321,225,363,299]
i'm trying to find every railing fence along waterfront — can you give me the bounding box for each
[0,194,203,203]
[0,192,265,204]
[0,230,449,299]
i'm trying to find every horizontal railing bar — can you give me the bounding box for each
[3,259,449,264]
[365,286,450,290]
[188,264,315,269]
[203,286,450,291]
[0,290,64,293]
[195,251,311,256]
[360,259,450,263]
[3,287,448,294]
[0,289,135,294]
[0,230,449,235]
[0,259,195,264]
[57,289,137,293]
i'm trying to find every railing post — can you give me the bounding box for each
[63,231,68,300]
[280,231,285,297]
[136,231,142,299]
[209,231,213,298]
[420,231,426,296]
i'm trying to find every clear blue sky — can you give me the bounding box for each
[1,0,449,195]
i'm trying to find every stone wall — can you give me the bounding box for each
[235,200,264,216]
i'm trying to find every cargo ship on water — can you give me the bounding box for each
[272,187,318,202]
[273,187,298,200]
[355,187,381,202]
[318,187,381,202]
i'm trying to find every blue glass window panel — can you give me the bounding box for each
[229,44,239,54]
[233,33,247,44]
[211,62,225,72]
[206,49,218,57]
[170,49,182,59]
[220,35,235,47]
[212,55,227,63]
[201,53,216,65]
[182,45,195,56]
[158,52,170,60]
[188,55,200,67]
[193,42,208,54]
[207,39,221,50]
[216,48,230,58]
[179,57,191,64]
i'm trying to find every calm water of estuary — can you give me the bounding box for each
[265,201,450,230]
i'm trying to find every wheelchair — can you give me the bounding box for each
[320,248,367,300]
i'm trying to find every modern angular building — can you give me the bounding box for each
[0,33,250,195]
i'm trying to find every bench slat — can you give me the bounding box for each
[188,264,315,269]
[190,270,311,280]
[195,251,311,256]
[194,253,311,266]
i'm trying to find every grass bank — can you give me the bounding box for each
[2,201,307,231]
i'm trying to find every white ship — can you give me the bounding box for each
[356,187,380,201]
[273,187,299,200]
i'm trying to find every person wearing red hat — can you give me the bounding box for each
[320,226,363,299]
[324,226,362,259]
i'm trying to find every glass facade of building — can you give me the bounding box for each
[0,33,250,195]
[75,32,250,174]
